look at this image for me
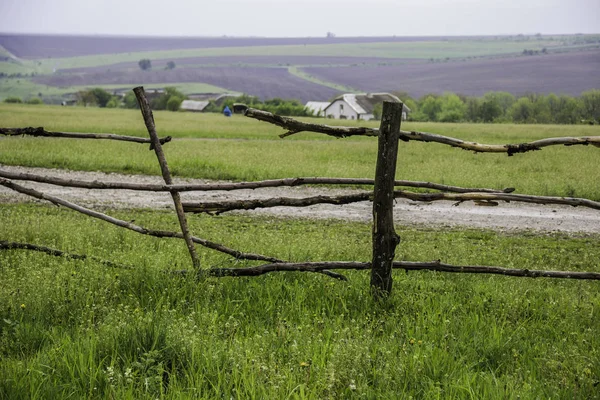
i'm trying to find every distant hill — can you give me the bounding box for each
[1,33,598,102]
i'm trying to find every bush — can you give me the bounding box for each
[26,98,44,105]
[4,97,22,103]
[166,96,182,112]
[106,98,119,108]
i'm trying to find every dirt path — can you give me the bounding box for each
[1,165,599,235]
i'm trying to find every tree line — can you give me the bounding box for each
[392,90,600,124]
[5,87,599,125]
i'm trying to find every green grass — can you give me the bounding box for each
[0,203,598,398]
[1,104,599,200]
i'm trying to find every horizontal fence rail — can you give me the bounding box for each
[0,126,172,147]
[245,108,600,155]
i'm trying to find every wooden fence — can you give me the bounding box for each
[1,86,600,300]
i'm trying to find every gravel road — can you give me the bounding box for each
[1,165,599,235]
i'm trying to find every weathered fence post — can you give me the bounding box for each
[371,101,403,299]
[133,86,201,270]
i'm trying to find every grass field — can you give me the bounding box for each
[0,204,599,399]
[1,104,600,398]
[1,104,599,200]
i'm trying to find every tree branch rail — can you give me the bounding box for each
[245,108,600,155]
[182,190,600,214]
[0,127,172,147]
[0,169,514,194]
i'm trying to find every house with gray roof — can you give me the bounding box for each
[180,100,210,112]
[324,93,410,121]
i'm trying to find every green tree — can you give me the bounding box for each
[580,89,600,122]
[138,59,152,71]
[465,97,481,122]
[438,93,466,122]
[479,99,502,122]
[483,92,515,116]
[553,95,581,124]
[106,98,119,108]
[166,61,176,70]
[419,95,443,121]
[166,96,183,111]
[510,97,534,123]
[4,97,22,103]
[89,88,113,108]
[123,91,139,109]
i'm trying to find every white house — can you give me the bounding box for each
[324,93,411,121]
[304,101,331,117]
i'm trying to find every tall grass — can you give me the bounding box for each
[0,204,599,398]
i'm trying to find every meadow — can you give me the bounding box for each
[1,104,599,199]
[1,104,599,398]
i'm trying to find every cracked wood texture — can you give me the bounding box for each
[371,101,403,299]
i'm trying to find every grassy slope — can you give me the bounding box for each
[1,104,599,200]
[0,204,599,398]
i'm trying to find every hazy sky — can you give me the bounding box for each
[1,0,598,37]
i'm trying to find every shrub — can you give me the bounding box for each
[166,96,182,112]
[26,98,44,105]
[4,97,22,103]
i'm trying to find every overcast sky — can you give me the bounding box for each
[1,0,598,37]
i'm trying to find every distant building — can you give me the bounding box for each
[304,101,331,117]
[180,100,210,112]
[324,93,411,121]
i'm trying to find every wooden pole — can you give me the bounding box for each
[133,87,200,270]
[371,101,403,299]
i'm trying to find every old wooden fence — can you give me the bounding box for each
[1,86,600,299]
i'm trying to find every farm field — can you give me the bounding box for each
[302,49,600,98]
[1,33,599,102]
[1,104,600,398]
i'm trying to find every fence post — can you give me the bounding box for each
[371,101,403,299]
[133,86,201,270]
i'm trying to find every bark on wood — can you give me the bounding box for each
[0,240,132,269]
[244,108,600,155]
[182,189,600,214]
[371,102,402,299]
[0,169,514,194]
[183,193,372,214]
[245,108,378,138]
[0,127,172,146]
[203,260,600,280]
[133,86,200,270]
[0,177,279,263]
[400,131,600,156]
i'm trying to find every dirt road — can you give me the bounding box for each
[1,165,599,234]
